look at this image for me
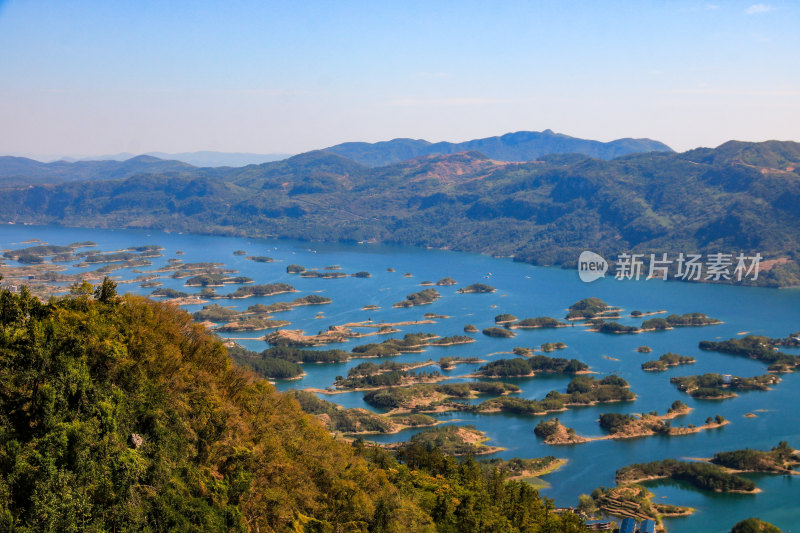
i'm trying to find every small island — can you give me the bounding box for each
[392,288,441,308]
[363,381,520,413]
[510,316,568,329]
[436,277,457,286]
[586,484,694,527]
[641,352,695,371]
[587,320,640,334]
[474,375,635,416]
[472,356,589,378]
[670,373,781,399]
[641,312,722,330]
[482,327,516,338]
[616,459,759,493]
[534,418,589,445]
[395,425,504,455]
[565,297,620,320]
[286,264,306,273]
[456,283,496,294]
[463,324,479,333]
[494,313,517,324]
[245,255,274,263]
[700,335,800,372]
[291,390,439,435]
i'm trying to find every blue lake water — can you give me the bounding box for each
[2,224,799,532]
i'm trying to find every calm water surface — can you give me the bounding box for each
[2,224,799,532]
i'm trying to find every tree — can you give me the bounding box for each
[94,276,118,303]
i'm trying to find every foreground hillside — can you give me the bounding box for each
[0,140,799,286]
[0,280,587,532]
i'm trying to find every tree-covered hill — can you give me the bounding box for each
[1,140,799,286]
[0,280,587,532]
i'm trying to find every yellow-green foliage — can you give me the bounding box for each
[0,283,589,532]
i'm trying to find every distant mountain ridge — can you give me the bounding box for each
[324,129,673,166]
[1,139,799,286]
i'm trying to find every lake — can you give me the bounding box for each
[2,224,799,532]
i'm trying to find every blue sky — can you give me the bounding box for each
[0,0,798,158]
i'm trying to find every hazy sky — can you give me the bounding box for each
[1,0,798,159]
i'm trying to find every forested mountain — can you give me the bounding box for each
[0,282,587,532]
[325,129,672,166]
[1,140,799,286]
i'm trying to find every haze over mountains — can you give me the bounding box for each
[1,136,798,286]
[0,130,671,184]
[324,129,673,166]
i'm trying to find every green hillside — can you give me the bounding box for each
[0,280,587,532]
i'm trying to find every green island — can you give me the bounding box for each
[245,255,274,262]
[423,312,448,319]
[184,273,254,286]
[363,381,521,412]
[216,317,290,332]
[350,333,440,356]
[587,320,641,334]
[699,335,800,372]
[392,288,441,307]
[710,441,800,474]
[0,282,592,531]
[641,352,696,371]
[233,249,247,255]
[290,391,439,434]
[437,356,484,370]
[436,277,457,286]
[472,355,589,378]
[534,418,589,445]
[565,297,620,320]
[540,341,568,352]
[597,411,726,439]
[482,326,516,338]
[582,484,694,527]
[477,456,567,486]
[262,345,350,363]
[333,366,445,391]
[533,402,723,445]
[456,283,496,294]
[731,518,782,533]
[192,303,241,322]
[427,334,475,346]
[670,373,781,399]
[510,316,569,329]
[641,312,722,330]
[494,313,517,324]
[286,263,305,273]
[227,344,304,379]
[616,459,759,493]
[637,345,652,353]
[210,282,297,298]
[464,323,479,333]
[352,271,371,277]
[300,270,348,279]
[474,375,635,416]
[392,425,504,456]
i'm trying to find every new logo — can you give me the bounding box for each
[578,251,607,282]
